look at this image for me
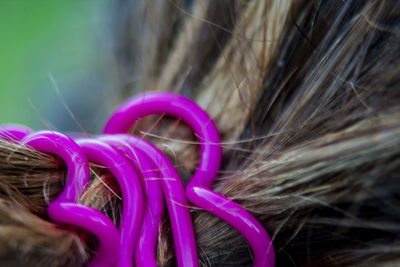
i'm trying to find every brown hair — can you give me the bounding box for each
[1,0,400,266]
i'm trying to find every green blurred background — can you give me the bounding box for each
[0,0,111,133]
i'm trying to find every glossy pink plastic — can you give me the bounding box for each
[76,138,145,267]
[98,134,164,267]
[104,92,221,189]
[104,92,275,267]
[0,124,31,142]
[104,93,201,267]
[21,131,120,267]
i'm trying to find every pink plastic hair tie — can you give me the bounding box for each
[0,124,32,142]
[100,134,211,267]
[97,135,164,267]
[76,138,145,267]
[21,131,120,267]
[104,92,275,267]
[104,93,200,267]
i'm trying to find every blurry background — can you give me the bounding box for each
[0,0,113,133]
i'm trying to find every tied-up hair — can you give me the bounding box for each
[0,0,400,266]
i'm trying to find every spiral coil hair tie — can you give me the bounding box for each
[104,92,275,267]
[97,134,165,267]
[0,92,275,267]
[0,124,32,142]
[21,131,120,267]
[75,138,145,267]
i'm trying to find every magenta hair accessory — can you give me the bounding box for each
[185,189,275,267]
[76,138,145,267]
[21,131,120,267]
[0,124,32,142]
[22,131,90,203]
[104,92,275,267]
[104,93,204,267]
[104,92,221,189]
[98,134,164,267]
[1,91,275,266]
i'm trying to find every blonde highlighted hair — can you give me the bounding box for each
[1,0,400,266]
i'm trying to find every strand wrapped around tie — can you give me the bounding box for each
[0,92,275,267]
